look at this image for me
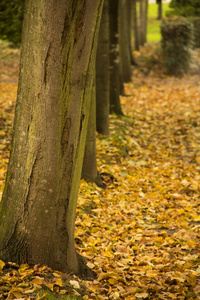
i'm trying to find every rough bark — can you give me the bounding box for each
[96,0,110,135]
[119,0,132,83]
[109,0,123,115]
[0,0,103,276]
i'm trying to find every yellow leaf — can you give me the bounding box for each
[88,283,99,293]
[24,287,36,294]
[53,271,63,277]
[32,277,44,285]
[10,291,23,299]
[55,278,63,287]
[9,288,23,298]
[103,250,113,258]
[19,263,29,269]
[0,260,5,270]
[87,261,95,269]
[135,292,149,299]
[43,282,54,291]
[97,272,111,281]
[170,193,184,200]
[108,278,118,285]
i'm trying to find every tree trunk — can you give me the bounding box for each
[126,0,136,65]
[109,0,123,115]
[157,0,162,20]
[96,0,110,135]
[139,0,145,46]
[119,0,132,83]
[0,0,103,276]
[132,0,139,51]
[143,0,148,43]
[82,77,98,182]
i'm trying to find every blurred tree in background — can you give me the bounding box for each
[169,0,200,16]
[0,0,24,47]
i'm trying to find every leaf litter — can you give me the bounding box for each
[0,42,200,299]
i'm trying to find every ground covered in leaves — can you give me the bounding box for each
[0,41,200,299]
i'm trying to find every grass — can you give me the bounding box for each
[147,2,173,42]
[37,288,82,300]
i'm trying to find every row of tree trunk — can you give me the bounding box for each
[0,0,152,276]
[82,0,152,183]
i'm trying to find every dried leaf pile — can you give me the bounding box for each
[0,42,200,299]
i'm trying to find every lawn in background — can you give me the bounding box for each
[147,2,172,42]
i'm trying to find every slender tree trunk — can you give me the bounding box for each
[81,81,105,188]
[157,0,162,20]
[139,0,145,46]
[133,0,140,50]
[119,0,132,83]
[109,0,123,115]
[126,0,136,65]
[143,0,148,43]
[0,0,103,276]
[96,0,110,135]
[82,77,98,182]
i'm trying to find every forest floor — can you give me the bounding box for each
[0,41,200,300]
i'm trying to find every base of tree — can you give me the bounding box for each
[82,172,106,189]
[77,253,97,280]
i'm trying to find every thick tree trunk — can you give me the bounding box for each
[119,0,132,83]
[0,0,103,275]
[96,0,110,135]
[109,0,123,115]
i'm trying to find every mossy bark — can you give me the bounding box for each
[0,0,103,275]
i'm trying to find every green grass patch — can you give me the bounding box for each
[38,288,82,300]
[147,3,173,42]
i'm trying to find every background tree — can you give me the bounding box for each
[82,76,104,188]
[139,0,149,46]
[0,0,24,46]
[96,0,110,135]
[157,0,163,20]
[143,0,149,42]
[139,0,145,46]
[82,80,99,183]
[109,0,123,115]
[119,0,132,83]
[168,0,200,16]
[126,0,136,65]
[0,0,103,275]
[132,0,140,51]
